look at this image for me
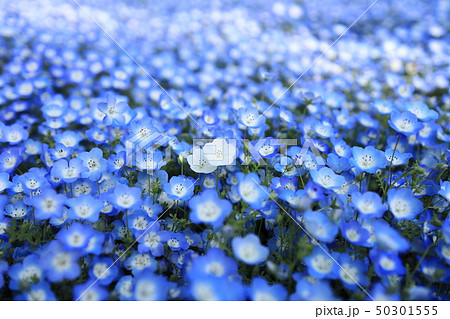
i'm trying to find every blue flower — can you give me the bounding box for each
[40,241,80,282]
[160,231,189,251]
[51,158,85,183]
[73,280,109,301]
[97,93,129,126]
[107,151,126,173]
[304,246,337,279]
[232,234,269,265]
[0,172,12,192]
[249,277,287,301]
[163,175,196,201]
[137,221,165,257]
[238,106,265,128]
[133,270,169,301]
[8,254,43,290]
[109,183,142,210]
[388,111,424,135]
[56,222,94,252]
[373,220,410,253]
[28,188,66,220]
[385,148,413,166]
[337,253,369,290]
[351,191,387,218]
[188,189,232,227]
[349,146,387,174]
[370,249,406,276]
[114,276,134,301]
[78,147,107,181]
[88,257,119,286]
[340,220,370,246]
[124,252,157,275]
[2,123,29,145]
[0,148,22,173]
[66,194,103,222]
[15,282,57,301]
[310,167,345,190]
[303,210,339,243]
[236,172,269,209]
[438,181,450,202]
[387,187,423,220]
[404,101,438,122]
[189,248,237,279]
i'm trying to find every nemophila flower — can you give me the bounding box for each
[419,257,449,283]
[56,222,94,251]
[327,153,350,173]
[238,105,266,128]
[160,231,189,251]
[133,270,169,301]
[279,189,311,210]
[303,210,339,243]
[310,167,345,190]
[189,276,246,301]
[15,282,57,301]
[0,172,12,192]
[304,246,337,279]
[349,146,387,173]
[78,147,107,181]
[139,198,163,220]
[188,189,232,227]
[372,99,395,115]
[51,158,85,183]
[107,151,126,173]
[189,248,237,279]
[109,183,142,210]
[115,276,134,301]
[124,252,157,275]
[404,101,439,122]
[337,253,369,290]
[66,194,103,222]
[4,200,30,218]
[202,138,237,166]
[97,93,128,126]
[89,257,119,286]
[128,209,152,234]
[23,139,42,156]
[290,278,335,301]
[49,143,72,160]
[373,220,410,253]
[387,187,423,220]
[370,249,406,276]
[385,148,413,166]
[27,188,66,220]
[0,148,22,173]
[2,123,29,145]
[0,260,7,289]
[8,254,43,290]
[341,220,370,246]
[438,181,450,202]
[40,241,80,282]
[54,130,83,148]
[236,172,269,209]
[388,111,424,135]
[73,280,109,301]
[137,221,165,257]
[86,127,108,144]
[187,146,217,174]
[249,277,287,301]
[163,175,195,201]
[0,215,10,239]
[232,234,269,265]
[351,191,387,218]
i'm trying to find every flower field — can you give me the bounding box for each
[0,0,449,301]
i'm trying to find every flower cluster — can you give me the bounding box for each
[0,0,449,301]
